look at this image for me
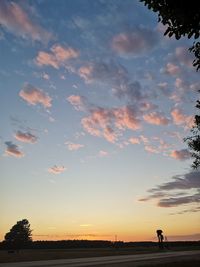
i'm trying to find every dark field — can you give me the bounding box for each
[0,245,199,263]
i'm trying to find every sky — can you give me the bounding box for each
[0,0,200,242]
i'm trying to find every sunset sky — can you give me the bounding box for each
[0,0,200,242]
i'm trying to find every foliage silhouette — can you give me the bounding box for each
[4,219,32,250]
[140,0,200,71]
[184,101,200,168]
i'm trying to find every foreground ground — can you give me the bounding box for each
[0,250,199,267]
[0,245,200,263]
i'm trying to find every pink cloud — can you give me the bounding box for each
[143,111,170,125]
[65,142,84,151]
[129,137,140,144]
[175,78,189,90]
[36,44,79,69]
[48,165,66,174]
[67,95,87,111]
[43,73,50,80]
[78,66,93,83]
[171,108,194,128]
[170,149,191,161]
[140,135,149,144]
[19,84,52,108]
[5,141,24,158]
[99,150,108,157]
[145,145,159,154]
[81,106,141,143]
[36,51,59,69]
[164,63,180,75]
[112,28,158,55]
[15,131,37,144]
[0,1,51,43]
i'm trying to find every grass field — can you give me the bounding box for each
[0,246,199,263]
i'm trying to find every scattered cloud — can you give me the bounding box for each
[43,73,50,80]
[4,141,24,158]
[143,111,170,125]
[78,60,128,85]
[163,63,180,75]
[67,95,87,111]
[139,170,200,208]
[82,105,141,143]
[48,165,66,174]
[129,137,140,144]
[112,27,158,56]
[0,1,52,43]
[99,150,108,157]
[19,83,52,108]
[14,131,38,144]
[113,81,148,102]
[65,142,84,151]
[171,108,194,129]
[36,44,79,69]
[144,145,159,154]
[170,149,191,161]
[175,47,194,68]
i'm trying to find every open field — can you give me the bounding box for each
[0,250,199,267]
[0,245,199,263]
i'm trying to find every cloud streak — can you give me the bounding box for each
[48,165,66,174]
[15,131,38,144]
[170,149,191,161]
[139,171,200,208]
[0,1,51,43]
[65,142,84,151]
[5,141,24,158]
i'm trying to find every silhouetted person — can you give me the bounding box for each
[156,229,164,249]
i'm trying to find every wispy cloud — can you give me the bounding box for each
[48,165,66,174]
[0,1,52,43]
[36,44,79,69]
[170,149,191,161]
[15,131,38,144]
[99,150,109,157]
[78,60,128,85]
[4,141,24,158]
[139,171,200,208]
[19,83,52,108]
[112,27,158,56]
[65,142,84,151]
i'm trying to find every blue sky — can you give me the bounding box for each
[0,0,199,241]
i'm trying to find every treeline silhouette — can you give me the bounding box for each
[0,240,199,250]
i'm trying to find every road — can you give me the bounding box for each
[0,250,199,267]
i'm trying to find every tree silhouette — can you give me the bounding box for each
[184,101,200,168]
[140,0,200,71]
[4,219,32,249]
